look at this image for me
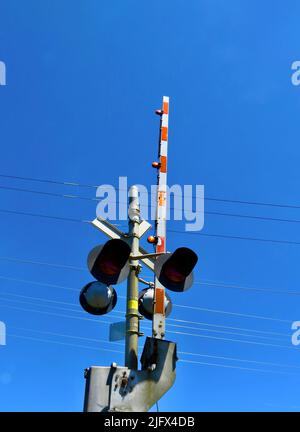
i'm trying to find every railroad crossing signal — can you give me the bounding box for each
[154,247,198,292]
[80,97,199,412]
[87,239,131,285]
[79,281,117,315]
[138,287,172,320]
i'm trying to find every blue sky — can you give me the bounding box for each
[1,0,300,411]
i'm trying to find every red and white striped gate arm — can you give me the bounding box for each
[152,96,169,339]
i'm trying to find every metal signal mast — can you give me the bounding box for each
[80,97,198,412]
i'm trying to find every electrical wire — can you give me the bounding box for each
[0,272,293,324]
[2,205,300,247]
[0,208,90,224]
[141,275,300,297]
[1,254,299,299]
[177,359,295,375]
[179,351,300,370]
[0,295,288,342]
[10,326,300,370]
[0,285,289,338]
[195,280,300,296]
[7,332,298,376]
[1,183,300,227]
[0,303,294,350]
[168,329,293,349]
[169,229,300,246]
[172,303,291,323]
[2,172,300,211]
[0,185,97,202]
[1,183,300,228]
[10,333,124,355]
[12,326,124,346]
[165,317,288,337]
[0,275,79,291]
[0,173,99,189]
[0,257,85,272]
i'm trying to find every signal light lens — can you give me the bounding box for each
[88,239,131,285]
[138,288,172,320]
[154,247,198,292]
[99,259,120,276]
[164,266,186,283]
[79,281,117,315]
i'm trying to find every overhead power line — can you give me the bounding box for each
[0,303,293,350]
[0,257,85,272]
[170,229,300,246]
[10,333,124,355]
[1,172,300,210]
[1,205,300,247]
[0,173,99,189]
[0,285,290,337]
[0,272,293,323]
[196,280,300,296]
[0,295,288,342]
[1,255,299,298]
[169,329,293,349]
[2,183,300,227]
[173,302,291,323]
[0,208,89,224]
[12,327,124,347]
[0,285,289,338]
[8,332,297,376]
[178,359,295,375]
[12,327,300,370]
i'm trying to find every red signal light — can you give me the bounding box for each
[87,239,131,285]
[154,247,198,292]
[163,266,185,283]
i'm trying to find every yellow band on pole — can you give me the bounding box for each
[128,299,138,310]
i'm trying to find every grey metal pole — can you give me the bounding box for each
[125,185,140,369]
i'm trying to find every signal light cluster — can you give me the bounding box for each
[79,238,198,320]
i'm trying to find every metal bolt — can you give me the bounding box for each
[121,377,128,388]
